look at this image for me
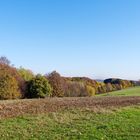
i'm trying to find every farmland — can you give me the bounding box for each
[1,0,140,139]
[0,94,140,140]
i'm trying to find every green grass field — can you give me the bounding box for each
[0,106,140,140]
[97,86,140,97]
[0,87,140,140]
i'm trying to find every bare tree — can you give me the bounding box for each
[0,56,11,65]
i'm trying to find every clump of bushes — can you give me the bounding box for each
[103,78,135,93]
[64,80,95,97]
[27,75,52,98]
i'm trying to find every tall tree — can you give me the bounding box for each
[18,67,34,81]
[47,71,64,97]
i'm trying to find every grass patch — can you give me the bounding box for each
[0,106,140,140]
[97,86,140,97]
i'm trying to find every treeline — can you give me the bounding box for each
[0,56,140,100]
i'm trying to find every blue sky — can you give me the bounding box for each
[0,0,140,80]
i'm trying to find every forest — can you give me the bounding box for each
[0,56,140,100]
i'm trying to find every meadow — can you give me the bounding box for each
[0,86,140,140]
[98,86,140,97]
[0,106,140,140]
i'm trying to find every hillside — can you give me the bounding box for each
[97,86,140,97]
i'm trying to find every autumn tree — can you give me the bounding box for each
[0,73,21,100]
[47,71,64,97]
[0,57,25,97]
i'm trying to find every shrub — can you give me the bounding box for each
[0,73,21,100]
[47,71,64,97]
[27,75,52,98]
[86,85,96,96]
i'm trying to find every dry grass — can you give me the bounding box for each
[0,96,140,119]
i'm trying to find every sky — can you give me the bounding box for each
[0,0,140,80]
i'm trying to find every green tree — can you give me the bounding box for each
[27,75,52,98]
[18,67,34,81]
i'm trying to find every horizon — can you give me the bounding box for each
[0,0,140,80]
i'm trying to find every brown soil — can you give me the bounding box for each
[0,96,140,119]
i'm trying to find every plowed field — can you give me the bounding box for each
[0,96,140,118]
